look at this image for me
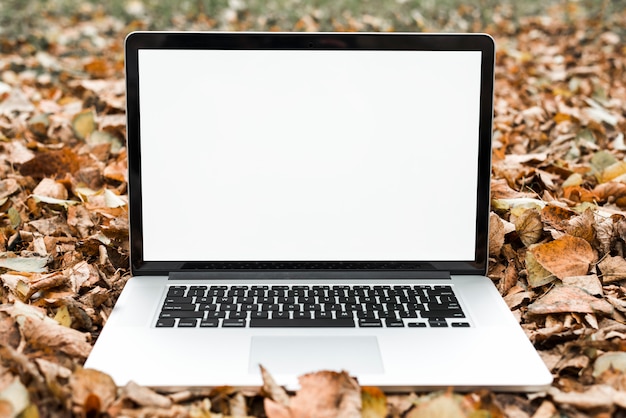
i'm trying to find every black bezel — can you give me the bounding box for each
[124,32,494,276]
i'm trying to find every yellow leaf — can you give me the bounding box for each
[72,110,96,141]
[54,305,72,328]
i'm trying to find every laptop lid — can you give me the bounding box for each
[124,32,494,276]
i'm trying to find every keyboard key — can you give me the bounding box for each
[358,319,382,327]
[200,319,219,327]
[162,303,196,311]
[408,322,427,328]
[178,318,198,327]
[451,322,470,327]
[156,318,175,327]
[223,318,247,327]
[159,311,204,319]
[250,318,355,327]
[385,319,404,327]
[273,311,290,319]
[165,296,193,304]
[167,287,187,297]
[429,320,448,328]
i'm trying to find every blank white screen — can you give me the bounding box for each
[138,49,482,261]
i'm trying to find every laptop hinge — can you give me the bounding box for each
[168,270,451,280]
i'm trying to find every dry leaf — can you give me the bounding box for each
[406,391,465,418]
[32,178,68,200]
[598,255,626,283]
[260,365,290,407]
[548,385,620,410]
[361,386,387,418]
[266,370,361,418]
[529,235,595,280]
[122,381,172,409]
[525,250,556,288]
[561,274,603,296]
[72,110,96,140]
[489,212,506,257]
[4,300,92,358]
[565,209,596,243]
[527,284,613,316]
[514,208,544,246]
[540,204,575,230]
[593,352,626,378]
[0,376,30,418]
[69,368,117,414]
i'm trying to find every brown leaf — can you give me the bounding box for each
[19,148,81,179]
[265,370,361,418]
[122,381,172,409]
[565,209,596,243]
[598,255,626,283]
[540,204,575,230]
[0,178,20,200]
[514,208,543,247]
[260,365,290,407]
[3,300,92,358]
[562,274,603,296]
[489,212,505,257]
[527,285,613,316]
[548,385,621,410]
[32,178,68,200]
[69,368,117,414]
[529,235,595,280]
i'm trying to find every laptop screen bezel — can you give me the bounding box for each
[124,32,494,276]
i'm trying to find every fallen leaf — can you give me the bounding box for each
[489,212,506,257]
[598,255,626,283]
[0,89,35,115]
[593,352,626,378]
[266,370,361,418]
[53,305,72,327]
[540,204,575,230]
[548,385,621,410]
[562,274,603,296]
[0,376,30,418]
[19,148,81,180]
[260,365,290,407]
[361,386,387,418]
[122,381,172,408]
[69,368,117,414]
[406,391,465,418]
[3,300,92,358]
[32,178,68,200]
[0,256,49,273]
[529,235,595,280]
[514,208,544,246]
[525,250,556,288]
[0,179,20,200]
[527,284,613,316]
[72,110,96,140]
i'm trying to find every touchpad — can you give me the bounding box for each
[248,336,384,374]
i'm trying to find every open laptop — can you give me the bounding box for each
[85,32,552,391]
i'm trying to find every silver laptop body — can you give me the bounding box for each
[85,32,552,392]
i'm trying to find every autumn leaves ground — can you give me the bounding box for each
[1,2,626,417]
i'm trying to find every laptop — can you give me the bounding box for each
[84,32,552,392]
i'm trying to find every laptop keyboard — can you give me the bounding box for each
[155,285,469,328]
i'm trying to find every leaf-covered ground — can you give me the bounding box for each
[1,3,626,417]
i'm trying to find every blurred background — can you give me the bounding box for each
[1,0,624,37]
